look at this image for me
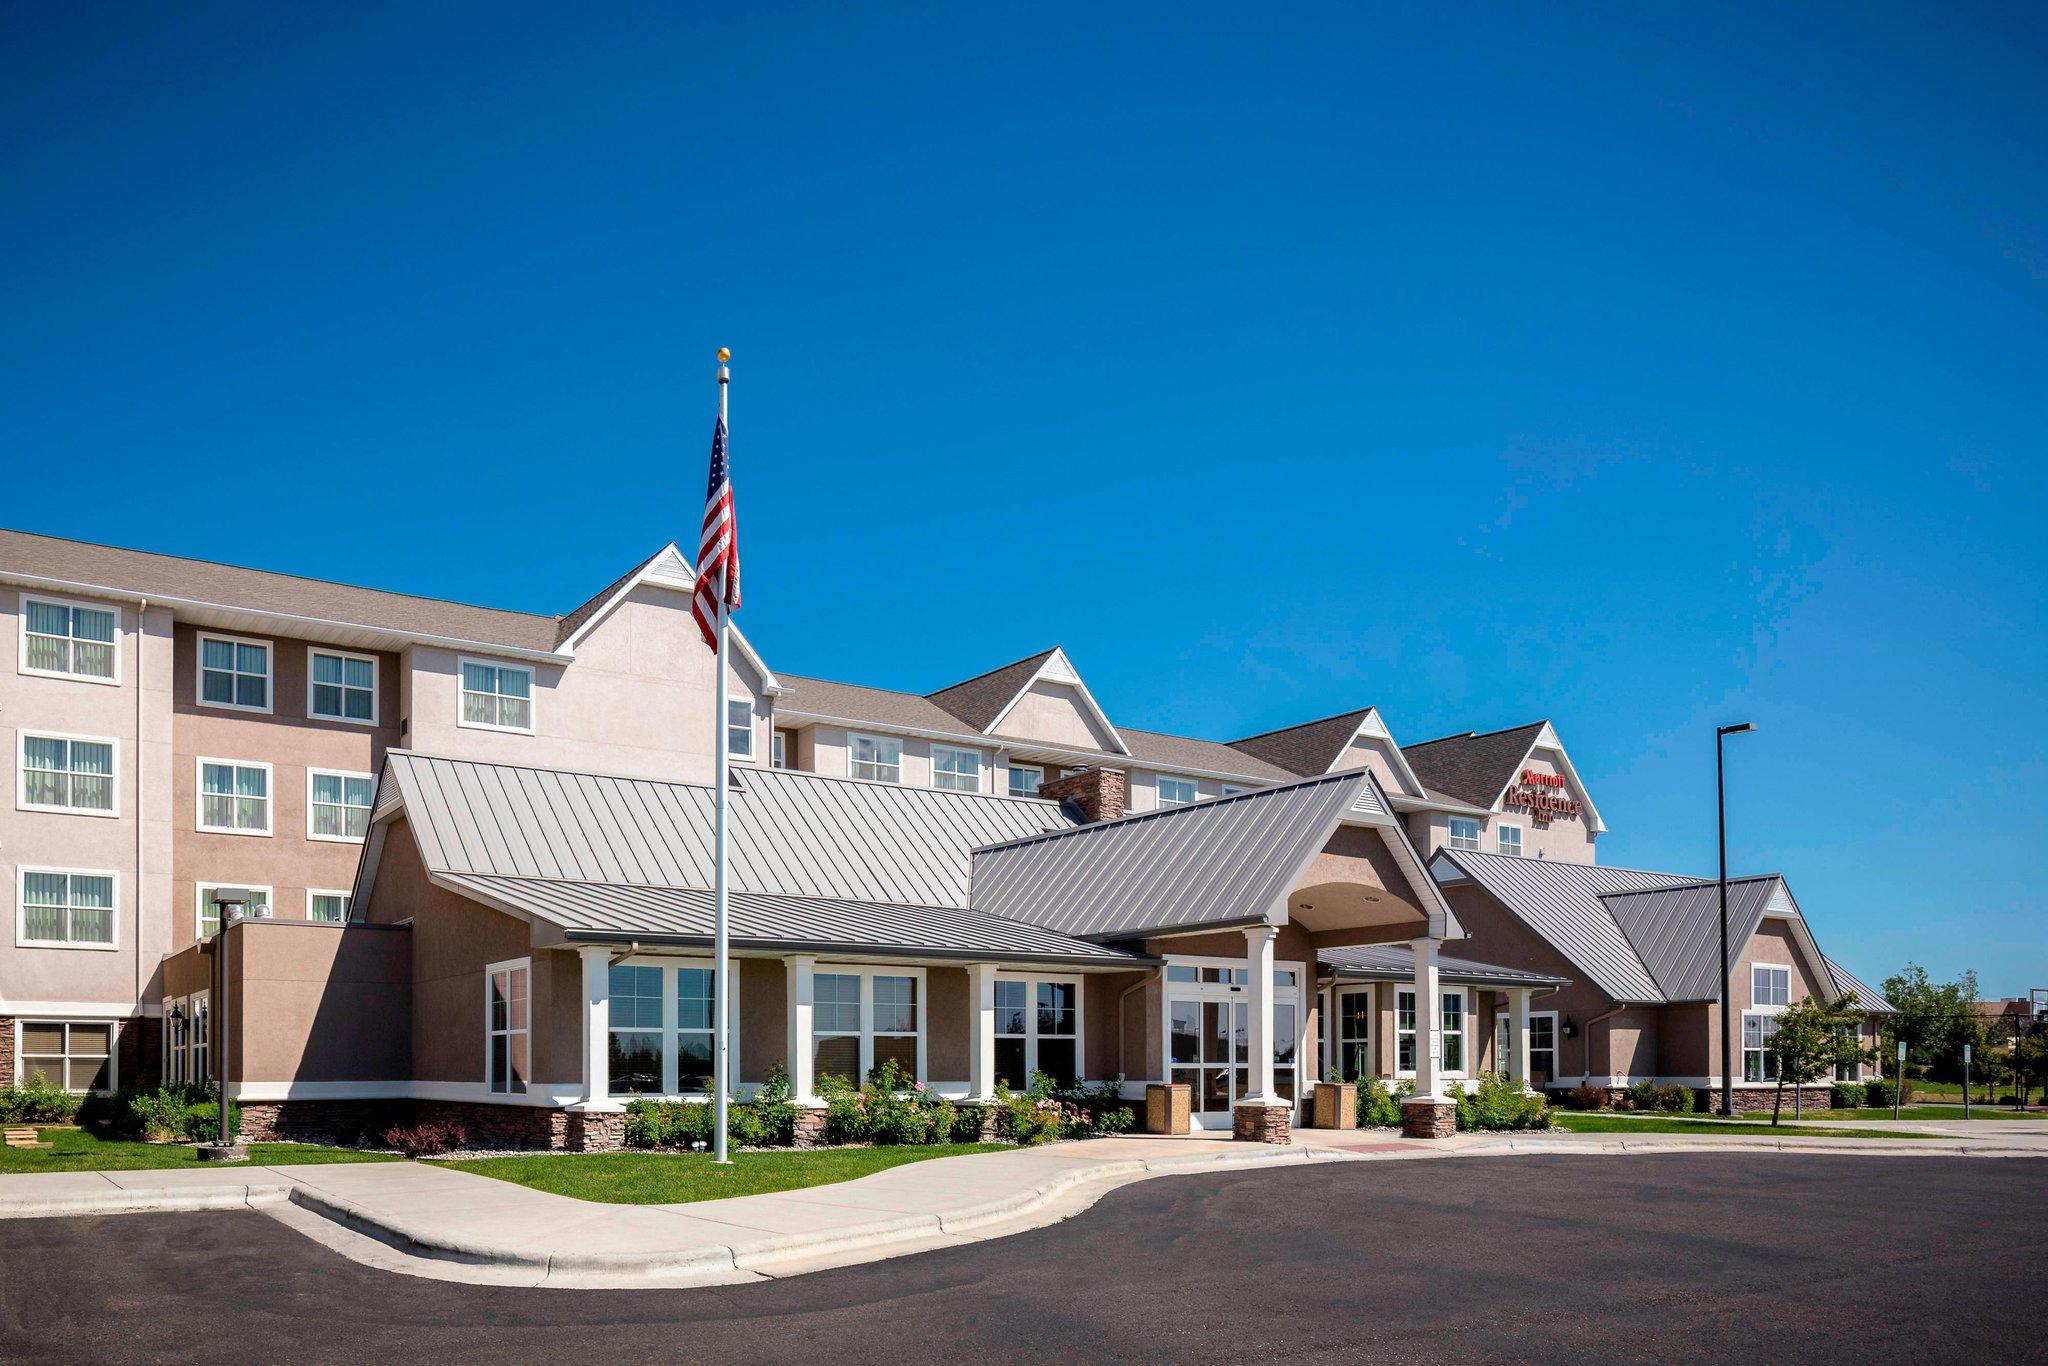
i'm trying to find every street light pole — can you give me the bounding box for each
[1717,722,1755,1118]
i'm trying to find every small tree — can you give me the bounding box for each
[1767,994,1867,1124]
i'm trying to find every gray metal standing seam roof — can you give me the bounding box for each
[970,768,1453,941]
[1823,957,1898,1014]
[367,753,1147,963]
[1430,849,1683,1002]
[1599,875,1788,1003]
[1319,943,1570,990]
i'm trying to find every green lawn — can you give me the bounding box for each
[437,1142,1010,1204]
[1552,1114,1941,1139]
[0,1127,401,1174]
[1754,1106,2042,1123]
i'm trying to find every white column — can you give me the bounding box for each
[786,954,817,1105]
[1242,925,1278,1105]
[1508,987,1533,1093]
[574,946,616,1110]
[1319,985,1334,1082]
[1410,937,1442,1101]
[968,962,998,1101]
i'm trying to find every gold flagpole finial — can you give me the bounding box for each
[717,347,731,363]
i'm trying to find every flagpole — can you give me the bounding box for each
[712,347,732,1166]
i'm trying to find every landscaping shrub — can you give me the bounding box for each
[181,1100,242,1144]
[127,1085,207,1142]
[0,1075,80,1125]
[623,1097,716,1150]
[1830,1082,1863,1109]
[1623,1082,1694,1114]
[1452,1074,1552,1132]
[75,1086,143,1136]
[1355,1077,1404,1128]
[382,1119,467,1157]
[1565,1084,1609,1111]
[1863,1078,1899,1109]
[990,1078,1065,1145]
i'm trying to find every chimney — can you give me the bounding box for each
[1038,766,1127,823]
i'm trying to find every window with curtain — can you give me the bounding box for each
[199,760,270,833]
[196,884,268,938]
[1449,818,1481,851]
[19,734,114,813]
[308,770,374,840]
[931,745,981,792]
[608,964,664,1096]
[1497,825,1523,856]
[19,869,114,946]
[308,892,350,924]
[1156,776,1197,807]
[23,598,115,680]
[460,660,534,731]
[199,635,270,711]
[848,734,902,783]
[1008,764,1043,798]
[488,960,530,1094]
[309,650,378,723]
[20,1021,113,1093]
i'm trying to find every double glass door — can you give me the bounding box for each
[1166,962,1299,1125]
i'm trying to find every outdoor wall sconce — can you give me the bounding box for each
[1562,1017,1579,1038]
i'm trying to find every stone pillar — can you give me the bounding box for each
[1401,937,1456,1139]
[1508,988,1533,1093]
[968,962,998,1101]
[1037,767,1128,823]
[787,953,818,1104]
[571,946,616,1111]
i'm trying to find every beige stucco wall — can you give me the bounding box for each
[1124,770,1234,813]
[1403,749,1597,865]
[402,585,769,786]
[1331,734,1414,796]
[169,623,400,951]
[229,920,410,1083]
[1,590,174,1012]
[997,682,1118,752]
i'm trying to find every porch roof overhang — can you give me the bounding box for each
[1319,943,1570,991]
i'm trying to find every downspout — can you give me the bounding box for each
[133,598,147,1019]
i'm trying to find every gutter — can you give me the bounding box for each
[555,929,1157,970]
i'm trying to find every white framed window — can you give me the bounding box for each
[307,769,375,842]
[811,966,925,1085]
[727,699,755,760]
[195,883,270,939]
[1008,764,1043,798]
[197,758,272,835]
[1496,1009,1559,1085]
[848,733,902,784]
[197,632,272,713]
[1334,986,1374,1082]
[1743,1012,1781,1082]
[18,1020,116,1094]
[308,648,379,725]
[1396,988,1470,1076]
[1496,825,1523,857]
[1157,776,1197,808]
[1448,818,1482,852]
[459,658,535,733]
[17,867,117,949]
[609,963,665,1096]
[993,974,1083,1089]
[1397,989,1418,1071]
[487,958,531,1094]
[602,957,735,1098]
[20,594,117,683]
[163,993,208,1086]
[307,890,351,923]
[1752,964,1791,1008]
[1441,990,1468,1073]
[931,745,982,792]
[18,732,117,816]
[772,729,791,769]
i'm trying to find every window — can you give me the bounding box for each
[19,1021,114,1093]
[459,658,534,732]
[727,699,755,759]
[18,869,115,948]
[487,959,530,1094]
[307,891,350,924]
[813,968,923,1084]
[773,729,793,769]
[1008,764,1043,798]
[164,994,208,1086]
[932,745,982,792]
[19,733,115,815]
[848,734,902,783]
[1157,776,1197,808]
[1449,818,1481,852]
[609,964,665,1096]
[1397,990,1418,1072]
[1752,964,1791,1008]
[1529,1012,1557,1085]
[1742,1012,1781,1082]
[307,769,374,842]
[1441,992,1466,1073]
[675,965,717,1094]
[1496,825,1523,857]
[197,633,271,712]
[195,883,269,939]
[994,976,1080,1090]
[20,595,116,682]
[198,759,271,835]
[308,649,378,724]
[1335,988,1373,1082]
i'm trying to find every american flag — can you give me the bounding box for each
[692,408,739,649]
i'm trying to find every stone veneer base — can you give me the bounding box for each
[1400,1098,1457,1139]
[1232,1102,1293,1144]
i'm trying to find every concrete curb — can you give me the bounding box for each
[0,1183,291,1220]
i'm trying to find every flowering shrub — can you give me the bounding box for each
[382,1119,467,1156]
[991,1072,1129,1143]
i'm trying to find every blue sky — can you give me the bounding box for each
[4,5,2043,993]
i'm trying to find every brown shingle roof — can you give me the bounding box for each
[1402,721,1547,808]
[1230,709,1376,777]
[925,649,1057,730]
[0,527,563,652]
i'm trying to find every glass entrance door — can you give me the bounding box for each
[1170,998,1248,1121]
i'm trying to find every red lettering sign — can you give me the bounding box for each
[1504,769,1580,825]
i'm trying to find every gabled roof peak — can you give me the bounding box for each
[925,646,1128,755]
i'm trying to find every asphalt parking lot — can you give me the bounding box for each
[2,1154,2042,1363]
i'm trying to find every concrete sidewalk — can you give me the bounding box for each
[3,1125,2043,1289]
